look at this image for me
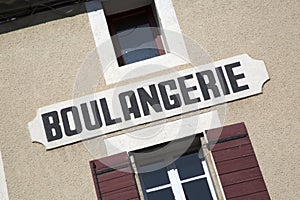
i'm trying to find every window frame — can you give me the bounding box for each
[86,0,190,85]
[106,5,165,66]
[133,136,218,200]
[140,157,217,200]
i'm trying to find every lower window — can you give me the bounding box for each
[89,122,271,200]
[133,136,217,200]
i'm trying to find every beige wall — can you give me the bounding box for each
[173,1,300,199]
[0,0,299,199]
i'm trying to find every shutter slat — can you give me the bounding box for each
[99,172,137,193]
[92,152,129,171]
[206,122,270,200]
[220,167,262,187]
[102,186,141,200]
[99,170,130,182]
[206,123,247,141]
[90,152,140,200]
[229,190,270,200]
[212,143,254,163]
[215,154,258,174]
[211,136,251,151]
[223,178,267,198]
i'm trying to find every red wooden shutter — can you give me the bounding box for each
[206,122,271,200]
[90,152,140,200]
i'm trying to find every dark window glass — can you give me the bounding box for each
[107,5,165,66]
[146,188,175,200]
[183,179,213,200]
[114,13,159,65]
[175,153,205,180]
[139,164,169,189]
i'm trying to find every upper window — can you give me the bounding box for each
[86,0,189,84]
[106,5,165,66]
[133,136,218,200]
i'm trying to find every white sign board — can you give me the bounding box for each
[28,54,269,149]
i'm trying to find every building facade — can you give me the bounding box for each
[0,0,299,199]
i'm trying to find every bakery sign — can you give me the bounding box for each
[28,54,269,149]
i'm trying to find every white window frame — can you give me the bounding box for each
[0,150,9,200]
[138,154,218,200]
[85,0,189,85]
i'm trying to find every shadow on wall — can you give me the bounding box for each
[0,0,96,34]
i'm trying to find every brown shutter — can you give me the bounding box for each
[90,152,140,200]
[205,122,271,200]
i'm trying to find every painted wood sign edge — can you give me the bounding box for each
[28,54,269,150]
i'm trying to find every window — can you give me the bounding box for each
[91,122,271,200]
[106,5,165,66]
[138,153,216,200]
[133,136,218,200]
[86,0,189,84]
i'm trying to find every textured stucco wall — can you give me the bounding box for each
[0,0,299,199]
[0,11,99,200]
[173,1,300,199]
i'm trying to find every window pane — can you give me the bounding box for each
[139,163,170,189]
[115,13,159,65]
[146,188,175,200]
[183,178,213,200]
[175,153,205,180]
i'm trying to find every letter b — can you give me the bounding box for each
[42,111,63,142]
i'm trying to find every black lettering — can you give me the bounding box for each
[178,74,200,105]
[119,91,141,121]
[196,70,221,100]
[137,85,162,116]
[81,101,102,131]
[99,98,122,126]
[42,111,63,142]
[216,67,230,95]
[158,80,182,110]
[61,106,82,136]
[225,62,249,93]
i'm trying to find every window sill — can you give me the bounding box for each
[104,53,189,84]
